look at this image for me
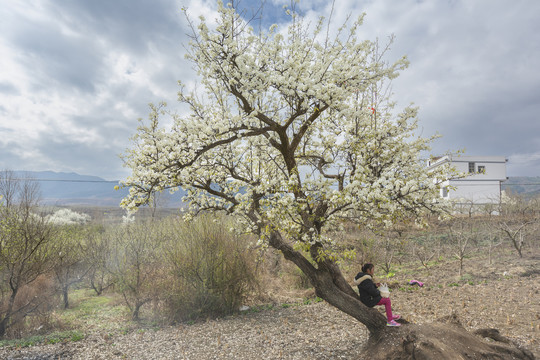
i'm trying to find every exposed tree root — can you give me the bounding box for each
[363,314,535,359]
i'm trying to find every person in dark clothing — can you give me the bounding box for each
[354,263,401,326]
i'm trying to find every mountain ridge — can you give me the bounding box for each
[12,171,185,207]
[501,176,540,197]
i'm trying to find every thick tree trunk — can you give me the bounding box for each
[268,231,387,334]
[312,268,387,334]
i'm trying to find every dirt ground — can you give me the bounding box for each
[386,249,539,357]
[0,249,538,359]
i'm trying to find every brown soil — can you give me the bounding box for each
[388,252,538,340]
[378,250,540,358]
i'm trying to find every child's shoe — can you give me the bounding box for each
[392,315,401,321]
[387,320,401,327]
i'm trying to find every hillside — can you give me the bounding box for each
[502,176,540,197]
[13,171,185,207]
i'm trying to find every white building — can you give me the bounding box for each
[427,155,508,205]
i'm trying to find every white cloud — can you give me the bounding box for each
[0,0,539,179]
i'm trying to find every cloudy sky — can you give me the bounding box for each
[1,0,539,180]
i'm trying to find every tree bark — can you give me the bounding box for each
[268,231,387,334]
[91,278,103,296]
[132,302,143,321]
[63,286,70,309]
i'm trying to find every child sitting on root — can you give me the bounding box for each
[354,263,401,327]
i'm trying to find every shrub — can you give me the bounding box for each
[83,226,115,296]
[107,220,168,321]
[164,216,257,322]
[2,275,57,339]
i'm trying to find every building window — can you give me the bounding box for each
[468,162,475,173]
[478,165,486,174]
[442,187,448,198]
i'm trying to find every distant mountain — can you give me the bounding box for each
[502,176,540,198]
[13,171,185,207]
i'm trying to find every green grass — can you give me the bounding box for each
[303,297,323,305]
[61,289,130,332]
[397,286,420,293]
[0,330,85,348]
[0,289,132,349]
[246,303,275,313]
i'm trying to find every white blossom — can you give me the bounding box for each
[46,209,91,225]
[120,2,455,258]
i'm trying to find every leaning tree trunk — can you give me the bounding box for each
[268,231,536,359]
[268,231,387,334]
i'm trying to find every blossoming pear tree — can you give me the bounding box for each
[120,2,451,333]
[121,4,537,357]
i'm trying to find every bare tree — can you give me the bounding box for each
[52,226,91,309]
[499,220,536,258]
[447,218,476,276]
[416,245,437,271]
[481,219,503,265]
[500,193,539,258]
[380,236,395,276]
[84,227,115,296]
[0,170,20,208]
[108,221,166,321]
[0,171,56,337]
